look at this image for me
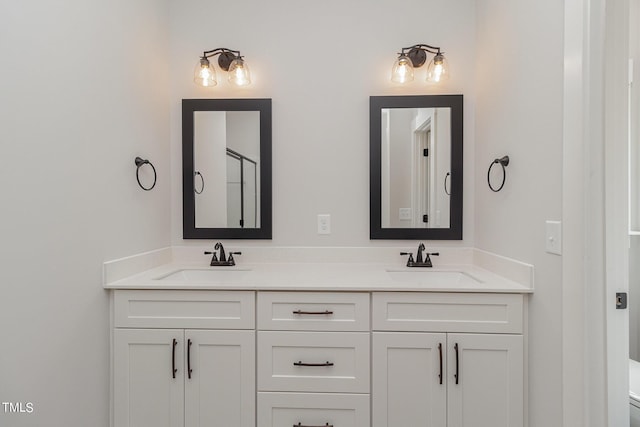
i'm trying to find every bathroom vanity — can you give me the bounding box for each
[105,248,532,427]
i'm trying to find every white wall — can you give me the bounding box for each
[169,0,477,247]
[194,111,227,227]
[474,1,564,426]
[0,1,171,426]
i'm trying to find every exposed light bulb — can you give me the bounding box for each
[426,54,449,83]
[194,58,217,87]
[228,58,251,87]
[391,54,414,83]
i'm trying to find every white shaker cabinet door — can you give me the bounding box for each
[114,329,184,427]
[184,330,255,427]
[372,332,447,427]
[447,333,524,427]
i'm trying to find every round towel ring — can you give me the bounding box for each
[194,171,204,194]
[444,172,451,196]
[487,156,510,192]
[135,157,157,191]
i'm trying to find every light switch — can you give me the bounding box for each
[545,220,562,255]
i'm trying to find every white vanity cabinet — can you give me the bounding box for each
[112,290,255,427]
[256,292,371,427]
[372,292,525,427]
[109,285,527,427]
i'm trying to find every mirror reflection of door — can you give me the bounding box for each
[381,107,451,229]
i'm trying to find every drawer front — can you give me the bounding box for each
[258,331,370,393]
[114,290,255,329]
[373,292,523,333]
[257,292,369,331]
[257,392,370,427]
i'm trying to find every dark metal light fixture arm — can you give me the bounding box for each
[201,47,241,59]
[402,44,442,55]
[199,47,244,72]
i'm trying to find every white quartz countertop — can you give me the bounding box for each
[103,261,533,293]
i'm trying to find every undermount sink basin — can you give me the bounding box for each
[154,268,251,283]
[385,269,482,286]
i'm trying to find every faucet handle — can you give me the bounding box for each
[400,252,415,267]
[227,252,241,266]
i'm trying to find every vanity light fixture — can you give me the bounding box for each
[391,44,449,84]
[194,48,251,87]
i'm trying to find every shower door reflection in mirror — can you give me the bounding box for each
[193,110,260,229]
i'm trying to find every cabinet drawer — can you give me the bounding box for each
[373,292,523,333]
[257,392,370,427]
[114,290,255,329]
[257,292,369,331]
[258,331,370,393]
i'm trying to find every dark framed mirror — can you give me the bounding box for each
[182,98,272,239]
[370,95,463,239]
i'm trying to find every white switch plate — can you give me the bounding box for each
[399,208,412,221]
[545,220,562,255]
[317,214,331,235]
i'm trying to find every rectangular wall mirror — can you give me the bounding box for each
[370,95,463,239]
[182,98,272,239]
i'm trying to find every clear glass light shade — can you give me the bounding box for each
[228,58,251,87]
[426,54,449,83]
[194,59,217,87]
[391,55,414,83]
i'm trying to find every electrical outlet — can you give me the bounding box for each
[399,208,412,221]
[317,214,331,235]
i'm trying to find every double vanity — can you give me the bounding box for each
[105,246,532,427]
[104,93,530,426]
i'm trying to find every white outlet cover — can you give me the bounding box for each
[317,214,331,235]
[545,220,562,255]
[399,208,412,221]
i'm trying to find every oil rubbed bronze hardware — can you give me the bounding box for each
[293,423,333,427]
[204,242,241,266]
[438,343,443,385]
[454,343,459,385]
[187,339,193,379]
[488,155,510,192]
[401,243,439,267]
[292,310,334,315]
[444,172,451,196]
[135,157,157,191]
[172,339,178,379]
[293,361,334,367]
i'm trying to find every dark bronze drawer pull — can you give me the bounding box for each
[187,339,193,379]
[292,310,334,315]
[294,423,333,427]
[293,361,334,367]
[438,343,443,385]
[454,343,459,385]
[172,338,178,379]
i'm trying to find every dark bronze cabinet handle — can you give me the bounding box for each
[187,339,193,379]
[454,343,459,385]
[292,310,334,315]
[294,423,333,427]
[438,343,443,385]
[172,339,178,379]
[293,361,334,367]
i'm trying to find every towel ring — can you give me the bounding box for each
[444,172,451,196]
[194,171,204,194]
[135,157,157,191]
[487,155,509,192]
